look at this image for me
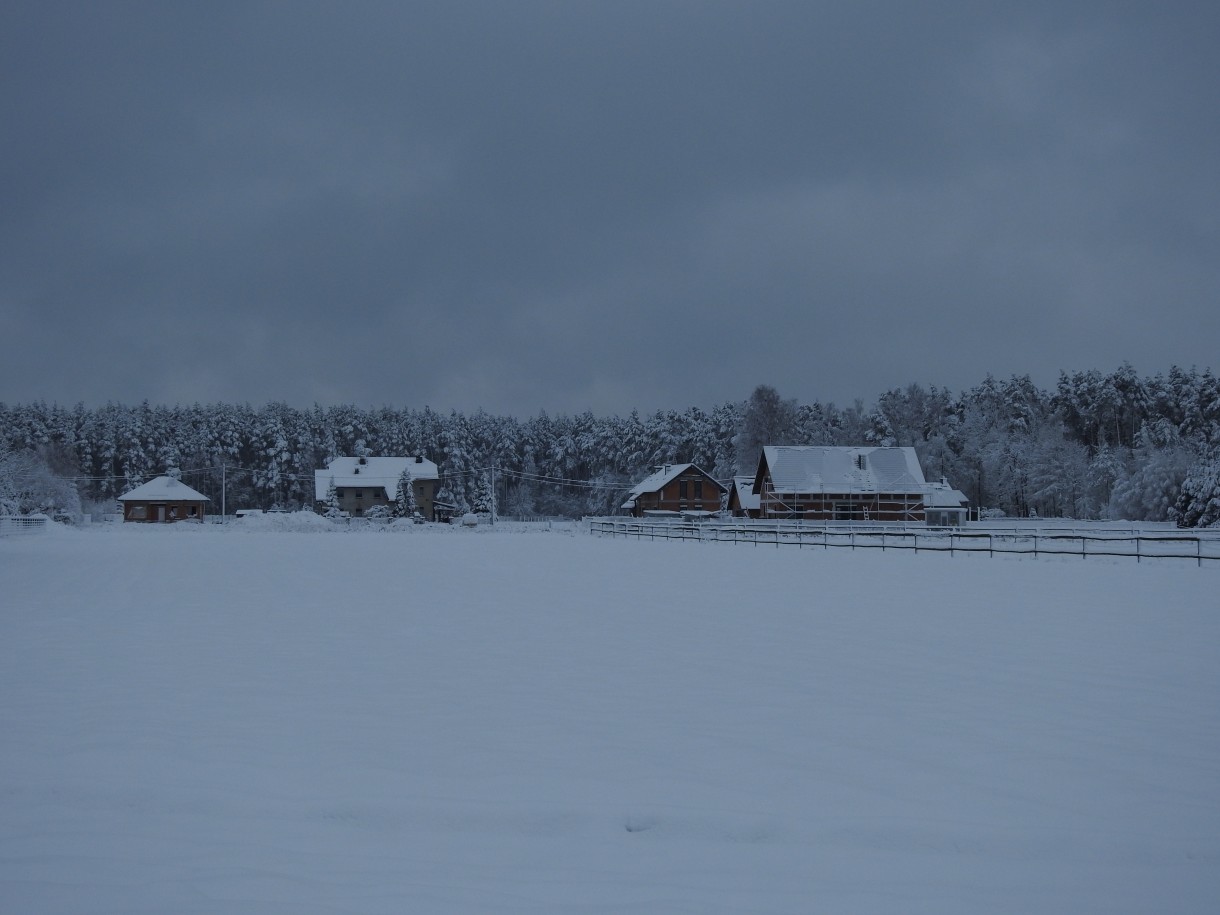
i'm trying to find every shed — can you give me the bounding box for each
[923,480,970,526]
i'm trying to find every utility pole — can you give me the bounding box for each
[490,462,496,526]
[221,463,226,520]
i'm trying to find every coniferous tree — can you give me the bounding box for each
[1109,448,1193,521]
[324,476,343,518]
[394,467,417,518]
[1171,451,1220,528]
[471,471,494,516]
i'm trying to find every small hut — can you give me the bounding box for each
[119,475,209,522]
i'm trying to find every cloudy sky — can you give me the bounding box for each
[2,2,1217,417]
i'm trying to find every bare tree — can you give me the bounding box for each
[735,385,797,474]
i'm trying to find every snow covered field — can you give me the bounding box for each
[2,521,1218,914]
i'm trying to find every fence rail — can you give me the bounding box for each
[0,515,51,537]
[587,519,1220,566]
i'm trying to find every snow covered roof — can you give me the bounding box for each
[757,446,927,494]
[119,476,209,502]
[625,463,694,501]
[923,482,969,508]
[731,476,760,511]
[314,456,439,501]
[621,463,725,509]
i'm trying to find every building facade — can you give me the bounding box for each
[314,455,440,519]
[119,476,209,522]
[752,446,933,522]
[622,464,726,517]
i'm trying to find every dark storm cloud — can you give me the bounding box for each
[2,1,1217,415]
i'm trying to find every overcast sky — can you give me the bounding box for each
[2,2,1217,417]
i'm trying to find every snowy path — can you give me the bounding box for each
[2,523,1218,913]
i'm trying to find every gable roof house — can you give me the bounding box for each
[314,456,440,519]
[119,475,210,522]
[621,463,726,517]
[752,446,945,522]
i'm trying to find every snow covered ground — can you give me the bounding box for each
[2,520,1218,913]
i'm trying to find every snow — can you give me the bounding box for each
[2,522,1218,913]
[116,475,210,502]
[762,446,926,493]
[314,456,439,502]
[624,463,697,501]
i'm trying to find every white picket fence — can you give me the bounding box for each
[587,518,1220,567]
[0,515,51,537]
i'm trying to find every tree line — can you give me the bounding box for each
[2,363,1218,525]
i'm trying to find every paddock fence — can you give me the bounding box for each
[0,515,51,537]
[587,518,1220,566]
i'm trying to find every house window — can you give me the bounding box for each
[129,505,147,519]
[355,490,363,499]
[679,480,688,499]
[336,489,344,497]
[694,480,703,500]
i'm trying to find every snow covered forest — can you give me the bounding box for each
[3,364,1219,525]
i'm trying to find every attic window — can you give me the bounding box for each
[358,457,368,465]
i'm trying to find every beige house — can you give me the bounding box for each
[314,456,440,519]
